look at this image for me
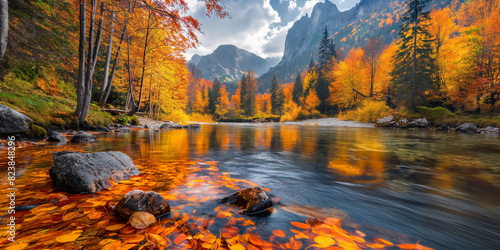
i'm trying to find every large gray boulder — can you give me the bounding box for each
[221,187,274,214]
[49,151,140,194]
[455,123,478,133]
[115,190,171,219]
[0,104,33,135]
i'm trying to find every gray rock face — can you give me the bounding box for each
[0,104,33,135]
[455,123,478,133]
[190,44,270,81]
[49,151,140,194]
[115,190,170,219]
[408,118,429,128]
[70,132,97,143]
[221,187,274,214]
[47,131,68,143]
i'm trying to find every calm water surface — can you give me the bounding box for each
[3,124,500,249]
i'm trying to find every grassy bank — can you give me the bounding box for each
[0,72,113,128]
[399,106,500,128]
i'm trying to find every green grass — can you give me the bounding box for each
[398,106,500,127]
[0,72,114,128]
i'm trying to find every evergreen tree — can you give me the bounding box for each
[318,26,337,68]
[239,73,247,114]
[308,57,315,72]
[270,74,282,115]
[208,77,221,115]
[392,0,438,110]
[243,72,257,117]
[316,69,330,113]
[292,73,303,105]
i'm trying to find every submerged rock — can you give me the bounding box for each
[115,127,131,133]
[0,103,33,135]
[455,123,478,133]
[221,187,274,214]
[49,151,139,194]
[115,190,171,219]
[70,131,97,143]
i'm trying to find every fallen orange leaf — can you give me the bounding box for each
[129,211,156,229]
[272,229,285,238]
[290,221,310,230]
[105,223,127,231]
[55,230,83,243]
[175,233,187,245]
[314,235,336,247]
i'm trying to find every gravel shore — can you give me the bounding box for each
[138,117,374,129]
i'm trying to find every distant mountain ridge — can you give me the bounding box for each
[257,0,459,92]
[189,45,273,83]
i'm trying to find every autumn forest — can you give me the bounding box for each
[1,0,500,249]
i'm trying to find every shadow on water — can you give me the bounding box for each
[2,125,500,249]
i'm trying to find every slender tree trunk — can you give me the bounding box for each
[0,0,8,59]
[75,0,86,117]
[148,74,152,118]
[80,0,105,122]
[101,24,126,106]
[99,12,114,104]
[129,8,152,115]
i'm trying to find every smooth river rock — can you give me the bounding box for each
[0,104,33,135]
[47,131,68,143]
[455,123,478,133]
[70,131,97,143]
[49,151,140,194]
[221,187,274,214]
[115,190,171,219]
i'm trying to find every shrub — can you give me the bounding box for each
[338,99,392,123]
[280,102,304,122]
[26,125,47,140]
[116,115,139,125]
[187,113,215,123]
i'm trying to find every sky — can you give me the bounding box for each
[185,0,361,60]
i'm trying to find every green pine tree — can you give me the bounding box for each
[391,0,438,110]
[292,73,303,105]
[208,77,221,115]
[270,74,282,115]
[318,26,337,68]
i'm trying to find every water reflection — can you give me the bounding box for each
[2,125,500,249]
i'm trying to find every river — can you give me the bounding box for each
[1,124,500,249]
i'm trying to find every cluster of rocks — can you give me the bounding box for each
[376,115,499,134]
[47,150,274,229]
[159,121,200,130]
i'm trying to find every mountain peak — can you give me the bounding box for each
[189,44,270,82]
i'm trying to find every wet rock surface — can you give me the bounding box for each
[115,190,171,219]
[0,104,33,135]
[49,151,139,194]
[221,187,274,215]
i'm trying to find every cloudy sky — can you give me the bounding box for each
[185,0,361,60]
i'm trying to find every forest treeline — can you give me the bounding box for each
[188,0,500,122]
[0,0,226,125]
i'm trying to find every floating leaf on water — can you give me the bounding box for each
[123,234,145,244]
[314,235,336,247]
[105,223,127,231]
[290,221,310,230]
[374,238,394,246]
[129,211,156,229]
[62,211,80,222]
[272,229,285,238]
[175,233,187,245]
[55,230,83,243]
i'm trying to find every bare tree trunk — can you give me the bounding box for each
[148,74,152,118]
[101,24,126,106]
[80,0,105,122]
[99,12,114,104]
[75,0,87,117]
[0,0,8,59]
[129,7,152,116]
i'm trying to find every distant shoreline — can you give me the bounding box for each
[214,118,375,128]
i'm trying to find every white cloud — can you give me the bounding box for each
[185,0,282,59]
